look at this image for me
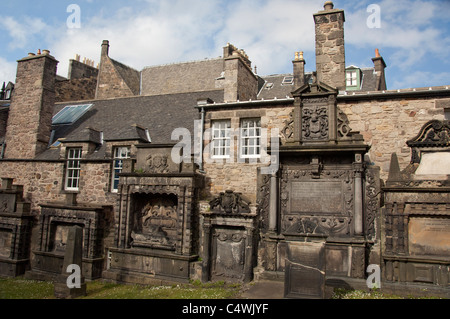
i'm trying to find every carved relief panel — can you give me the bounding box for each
[211,227,246,282]
[302,104,329,141]
[280,164,354,237]
[131,193,178,250]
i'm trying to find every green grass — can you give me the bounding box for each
[0,277,443,299]
[0,277,242,299]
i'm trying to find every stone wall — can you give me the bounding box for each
[4,53,57,159]
[202,104,292,203]
[55,76,97,103]
[96,56,137,100]
[338,95,448,179]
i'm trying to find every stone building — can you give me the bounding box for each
[0,2,448,298]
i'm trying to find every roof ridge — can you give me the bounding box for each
[142,57,223,70]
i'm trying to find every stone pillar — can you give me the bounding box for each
[313,1,346,91]
[353,154,364,236]
[54,225,87,299]
[201,219,212,282]
[269,173,278,232]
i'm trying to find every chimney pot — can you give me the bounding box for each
[37,49,41,55]
[324,1,334,10]
[375,48,380,57]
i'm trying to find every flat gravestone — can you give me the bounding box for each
[284,241,326,299]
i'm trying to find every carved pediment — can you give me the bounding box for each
[291,81,337,97]
[407,120,450,148]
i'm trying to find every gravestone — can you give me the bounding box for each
[284,241,326,299]
[54,225,87,299]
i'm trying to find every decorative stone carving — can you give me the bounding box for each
[146,154,169,173]
[281,110,295,142]
[209,190,251,214]
[337,108,351,138]
[302,105,328,140]
[407,120,450,147]
[131,197,177,250]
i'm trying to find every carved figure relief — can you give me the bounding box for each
[146,154,169,173]
[302,105,328,140]
[131,196,177,249]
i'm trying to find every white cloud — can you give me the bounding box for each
[0,57,17,84]
[0,16,48,50]
[345,0,450,70]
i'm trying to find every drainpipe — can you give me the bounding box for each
[199,107,206,173]
[196,98,214,173]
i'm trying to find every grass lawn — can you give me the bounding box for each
[0,276,443,299]
[0,277,242,299]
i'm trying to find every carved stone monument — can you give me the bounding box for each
[258,78,380,298]
[0,178,33,277]
[201,191,257,283]
[103,144,202,284]
[382,120,450,296]
[25,193,112,281]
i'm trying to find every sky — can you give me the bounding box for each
[1,0,449,90]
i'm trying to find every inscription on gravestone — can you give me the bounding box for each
[409,217,450,256]
[290,181,343,213]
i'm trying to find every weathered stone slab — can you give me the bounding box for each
[409,217,450,256]
[290,181,343,213]
[284,241,326,299]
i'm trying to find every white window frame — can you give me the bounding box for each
[240,118,261,159]
[346,70,357,87]
[111,146,131,192]
[65,148,82,191]
[211,120,231,159]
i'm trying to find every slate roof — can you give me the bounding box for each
[39,89,224,160]
[257,73,314,100]
[360,67,378,91]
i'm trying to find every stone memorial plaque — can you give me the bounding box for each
[0,230,12,258]
[290,181,343,213]
[284,241,325,299]
[409,217,450,256]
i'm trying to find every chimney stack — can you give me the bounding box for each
[101,40,110,57]
[292,51,306,88]
[313,1,346,91]
[372,48,387,90]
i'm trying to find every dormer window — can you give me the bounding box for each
[345,67,362,91]
[346,70,357,87]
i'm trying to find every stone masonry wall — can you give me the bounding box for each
[55,76,97,103]
[314,8,346,91]
[0,159,118,260]
[202,105,292,204]
[96,57,135,100]
[5,54,57,159]
[339,95,448,180]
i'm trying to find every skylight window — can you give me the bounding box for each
[282,76,294,85]
[52,104,93,125]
